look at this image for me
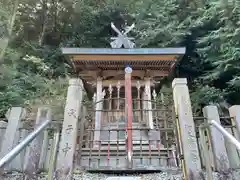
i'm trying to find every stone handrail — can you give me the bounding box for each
[0,119,51,168]
[199,120,240,180]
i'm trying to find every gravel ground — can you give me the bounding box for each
[2,170,240,180]
[0,172,184,180]
[72,172,184,180]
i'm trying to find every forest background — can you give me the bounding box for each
[1,0,240,117]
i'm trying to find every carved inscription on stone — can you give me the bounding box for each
[66,125,73,134]
[68,109,77,119]
[62,143,71,157]
[184,121,199,165]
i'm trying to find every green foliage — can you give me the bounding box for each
[1,0,240,116]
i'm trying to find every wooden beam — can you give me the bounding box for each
[78,70,169,80]
[76,65,172,71]
[89,80,156,87]
[78,70,100,79]
[72,54,177,61]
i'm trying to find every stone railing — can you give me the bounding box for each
[198,106,240,170]
[172,78,240,180]
[0,107,60,176]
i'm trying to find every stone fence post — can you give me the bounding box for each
[54,78,83,180]
[24,107,52,178]
[172,78,201,180]
[203,106,230,171]
[228,105,240,167]
[0,121,7,151]
[0,107,26,171]
[229,106,240,141]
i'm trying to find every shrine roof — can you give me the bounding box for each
[61,47,186,55]
[62,47,185,72]
[62,47,186,87]
[62,47,185,96]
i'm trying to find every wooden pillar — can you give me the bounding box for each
[77,106,86,165]
[125,66,133,168]
[141,90,146,125]
[136,81,141,123]
[203,105,230,171]
[93,77,103,148]
[0,107,26,171]
[24,107,51,178]
[54,78,83,180]
[172,78,201,179]
[144,78,153,129]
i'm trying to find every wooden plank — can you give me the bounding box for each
[72,54,177,61]
[91,80,155,87]
[80,152,168,156]
[76,64,172,69]
[79,70,169,81]
[81,147,172,151]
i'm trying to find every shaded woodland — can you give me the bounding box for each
[1,0,240,116]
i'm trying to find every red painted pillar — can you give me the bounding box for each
[125,66,133,168]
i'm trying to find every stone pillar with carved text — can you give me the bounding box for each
[172,78,201,179]
[54,78,83,180]
[144,78,154,129]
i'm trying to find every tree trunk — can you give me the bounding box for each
[0,0,19,61]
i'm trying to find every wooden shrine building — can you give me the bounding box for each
[61,23,186,171]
